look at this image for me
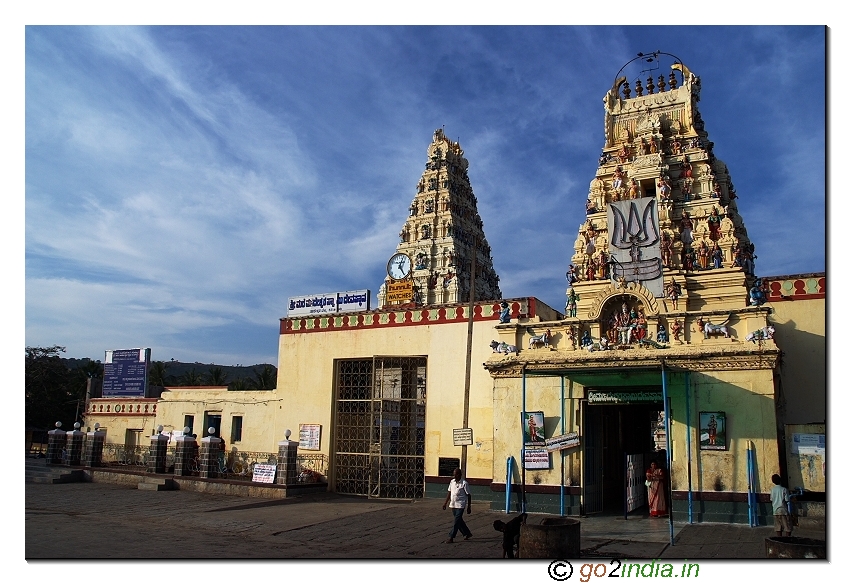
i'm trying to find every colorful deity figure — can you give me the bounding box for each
[499,300,511,323]
[617,142,631,164]
[584,222,598,256]
[611,166,625,193]
[712,183,723,199]
[679,211,694,247]
[628,178,640,199]
[671,138,682,156]
[580,330,594,348]
[665,278,682,311]
[697,240,710,270]
[661,231,674,268]
[566,287,580,318]
[711,242,723,269]
[633,308,648,342]
[586,198,598,215]
[567,325,577,349]
[566,264,579,285]
[658,176,671,200]
[670,319,683,342]
[657,324,669,344]
[585,260,596,281]
[707,207,723,241]
[682,247,697,271]
[595,250,609,280]
[749,278,768,306]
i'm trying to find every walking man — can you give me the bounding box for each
[442,468,472,543]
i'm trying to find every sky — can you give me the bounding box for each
[20,25,826,367]
[7,6,839,582]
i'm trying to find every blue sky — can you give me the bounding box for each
[22,25,826,366]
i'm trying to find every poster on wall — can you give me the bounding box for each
[699,411,727,450]
[299,424,322,450]
[522,411,546,446]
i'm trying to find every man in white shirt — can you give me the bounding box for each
[442,468,472,543]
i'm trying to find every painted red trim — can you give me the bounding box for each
[280,299,533,334]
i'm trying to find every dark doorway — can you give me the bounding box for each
[584,401,663,514]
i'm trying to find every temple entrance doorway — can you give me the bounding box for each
[582,390,664,515]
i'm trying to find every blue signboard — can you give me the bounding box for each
[102,348,150,397]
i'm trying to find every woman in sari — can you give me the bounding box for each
[646,461,668,517]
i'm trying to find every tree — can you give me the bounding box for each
[228,377,249,391]
[25,345,81,429]
[179,368,204,386]
[248,364,278,391]
[206,366,229,386]
[148,361,171,387]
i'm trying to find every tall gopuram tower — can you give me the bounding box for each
[567,53,760,335]
[378,128,502,307]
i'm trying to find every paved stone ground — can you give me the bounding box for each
[25,480,826,563]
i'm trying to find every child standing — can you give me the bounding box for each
[770,474,792,537]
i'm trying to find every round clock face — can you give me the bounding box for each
[387,253,412,280]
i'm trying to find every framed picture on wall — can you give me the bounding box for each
[699,411,727,450]
[522,411,546,446]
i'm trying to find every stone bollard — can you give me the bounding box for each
[64,423,85,466]
[276,431,299,486]
[83,425,106,467]
[174,431,197,477]
[199,434,223,479]
[765,536,826,559]
[148,426,169,474]
[47,423,66,465]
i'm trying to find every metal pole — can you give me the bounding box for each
[461,239,477,473]
[521,366,527,513]
[506,456,513,513]
[684,371,693,523]
[560,375,565,516]
[661,360,674,546]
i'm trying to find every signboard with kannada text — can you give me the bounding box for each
[545,432,580,452]
[523,448,550,469]
[252,464,277,484]
[102,348,150,397]
[287,290,370,316]
[299,424,321,450]
[587,390,662,404]
[453,428,473,446]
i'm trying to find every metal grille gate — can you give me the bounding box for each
[334,357,426,498]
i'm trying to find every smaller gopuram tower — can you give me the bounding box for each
[378,129,502,307]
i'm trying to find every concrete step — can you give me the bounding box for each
[25,459,85,484]
[138,477,175,491]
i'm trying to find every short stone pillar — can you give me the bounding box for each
[47,423,66,465]
[83,428,106,467]
[174,433,197,477]
[64,424,85,466]
[199,436,223,479]
[148,429,170,474]
[276,436,299,486]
